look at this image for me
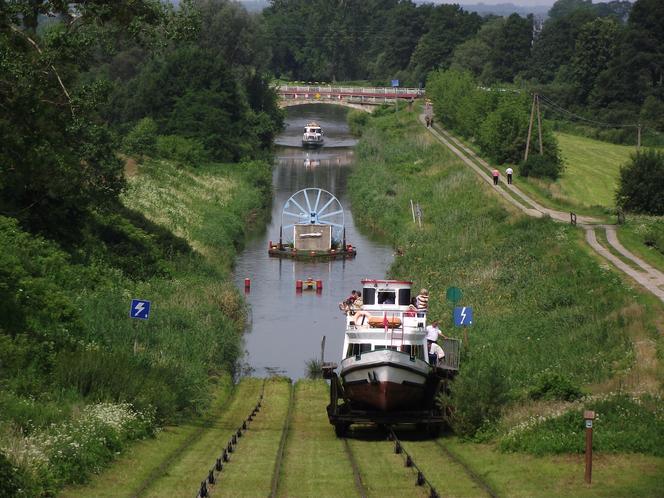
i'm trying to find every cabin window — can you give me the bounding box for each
[377,291,395,304]
[346,343,372,358]
[398,288,411,306]
[363,288,376,305]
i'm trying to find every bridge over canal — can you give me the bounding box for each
[276,84,424,112]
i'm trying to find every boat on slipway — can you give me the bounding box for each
[302,121,324,147]
[323,279,460,436]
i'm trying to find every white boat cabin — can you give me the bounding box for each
[343,279,428,362]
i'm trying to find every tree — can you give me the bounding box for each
[570,18,619,103]
[487,13,533,83]
[409,4,482,80]
[548,0,594,21]
[616,149,664,215]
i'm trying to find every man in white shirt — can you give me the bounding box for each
[506,166,513,184]
[425,321,448,364]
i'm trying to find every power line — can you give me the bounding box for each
[538,94,638,129]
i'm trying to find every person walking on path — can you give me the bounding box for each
[506,166,513,185]
[492,168,500,185]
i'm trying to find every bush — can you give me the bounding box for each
[616,149,664,215]
[123,117,157,157]
[450,362,511,437]
[520,153,565,180]
[305,358,322,379]
[156,135,209,166]
[528,372,584,401]
[347,110,370,136]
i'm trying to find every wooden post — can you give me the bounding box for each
[584,410,595,484]
[524,93,537,162]
[637,124,641,149]
[536,94,544,155]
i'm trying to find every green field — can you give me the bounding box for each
[554,132,636,208]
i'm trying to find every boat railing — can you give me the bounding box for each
[439,338,461,371]
[346,309,425,333]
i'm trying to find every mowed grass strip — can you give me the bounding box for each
[397,438,492,497]
[555,132,635,208]
[60,376,234,498]
[347,429,429,498]
[446,438,664,498]
[276,380,358,497]
[142,378,264,498]
[213,377,292,498]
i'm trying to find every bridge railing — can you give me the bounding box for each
[277,85,424,98]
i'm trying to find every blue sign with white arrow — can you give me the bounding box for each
[453,306,473,326]
[130,299,151,320]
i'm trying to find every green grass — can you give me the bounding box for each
[617,216,664,272]
[277,380,357,497]
[554,132,636,208]
[396,439,490,497]
[60,375,234,498]
[446,438,664,498]
[213,378,292,498]
[143,378,265,497]
[347,434,429,498]
[349,107,663,443]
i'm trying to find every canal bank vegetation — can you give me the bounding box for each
[348,107,663,460]
[1,1,278,495]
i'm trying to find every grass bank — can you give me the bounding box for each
[0,157,271,495]
[348,107,663,455]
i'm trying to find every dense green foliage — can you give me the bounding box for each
[348,108,659,442]
[616,149,664,215]
[427,68,563,177]
[0,1,279,492]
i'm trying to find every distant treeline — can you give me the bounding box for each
[262,0,662,137]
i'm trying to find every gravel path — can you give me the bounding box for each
[422,115,664,303]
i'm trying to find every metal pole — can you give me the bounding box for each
[321,336,326,363]
[584,410,595,484]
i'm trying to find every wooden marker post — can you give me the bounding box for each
[584,410,595,484]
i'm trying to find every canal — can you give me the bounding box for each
[234,104,394,379]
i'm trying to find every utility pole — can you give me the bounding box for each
[525,93,537,162]
[536,93,543,155]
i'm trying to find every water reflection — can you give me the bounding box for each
[234,104,394,379]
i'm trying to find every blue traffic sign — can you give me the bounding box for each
[453,306,473,326]
[130,299,151,320]
[391,79,399,87]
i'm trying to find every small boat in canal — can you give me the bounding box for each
[302,121,324,147]
[322,279,460,436]
[268,187,356,260]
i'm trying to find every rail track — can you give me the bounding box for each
[338,426,500,498]
[187,380,498,498]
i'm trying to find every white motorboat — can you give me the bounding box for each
[302,121,324,147]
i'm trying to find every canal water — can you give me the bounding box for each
[234,104,394,379]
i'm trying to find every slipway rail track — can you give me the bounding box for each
[423,115,664,303]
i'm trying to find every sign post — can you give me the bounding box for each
[129,299,151,354]
[392,79,399,111]
[584,410,595,484]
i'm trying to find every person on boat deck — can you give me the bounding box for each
[339,290,358,313]
[416,288,429,313]
[352,294,363,310]
[425,321,448,363]
[429,342,445,366]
